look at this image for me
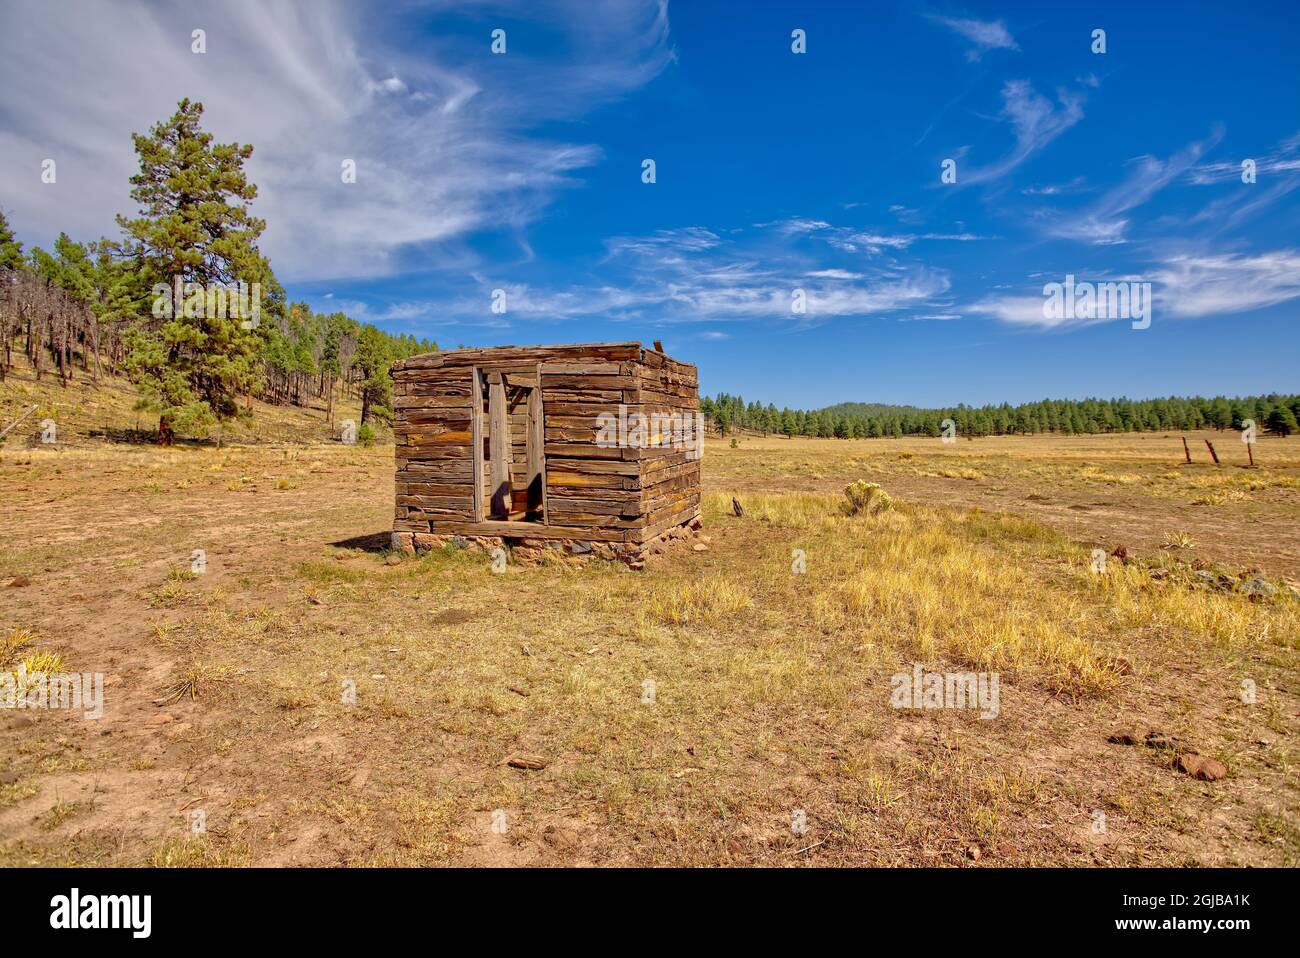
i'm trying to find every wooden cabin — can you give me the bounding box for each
[389,342,702,565]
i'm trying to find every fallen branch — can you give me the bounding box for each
[0,405,37,439]
[788,840,826,855]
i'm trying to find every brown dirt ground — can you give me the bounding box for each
[0,432,1296,867]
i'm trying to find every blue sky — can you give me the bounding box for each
[2,0,1298,407]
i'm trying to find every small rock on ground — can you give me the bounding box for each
[505,753,549,770]
[542,824,579,850]
[1176,753,1227,781]
[1239,577,1276,599]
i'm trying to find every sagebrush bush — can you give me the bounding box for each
[844,480,893,515]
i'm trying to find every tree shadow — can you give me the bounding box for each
[87,426,213,447]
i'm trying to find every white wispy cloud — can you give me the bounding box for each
[806,269,864,280]
[1152,251,1300,318]
[1021,176,1089,196]
[603,227,723,259]
[1181,133,1300,234]
[966,250,1300,330]
[1048,130,1223,245]
[960,80,1085,184]
[349,216,954,328]
[765,218,992,253]
[0,0,675,281]
[926,14,1019,61]
[966,294,1076,329]
[1185,132,1300,184]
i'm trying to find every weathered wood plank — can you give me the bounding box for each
[527,369,546,520]
[539,361,624,375]
[632,503,700,543]
[396,460,473,479]
[488,373,510,518]
[547,496,640,517]
[397,495,475,510]
[539,387,625,403]
[545,470,629,490]
[542,374,636,391]
[470,367,484,521]
[545,457,639,475]
[396,431,473,447]
[543,442,626,460]
[396,481,474,496]
[429,518,630,542]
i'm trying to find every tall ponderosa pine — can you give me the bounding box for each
[319,312,357,426]
[118,98,282,437]
[352,325,394,427]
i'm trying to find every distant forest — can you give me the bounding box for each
[702,393,1300,439]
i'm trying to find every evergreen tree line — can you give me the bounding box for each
[702,392,1300,439]
[0,99,435,438]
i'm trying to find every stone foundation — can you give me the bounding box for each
[390,514,703,570]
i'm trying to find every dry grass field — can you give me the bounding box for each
[1,426,1298,867]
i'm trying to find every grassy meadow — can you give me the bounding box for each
[1,416,1297,866]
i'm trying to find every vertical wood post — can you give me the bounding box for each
[470,368,485,521]
[488,372,510,517]
[1247,442,1254,467]
[1181,436,1191,463]
[526,364,546,520]
[1205,439,1220,465]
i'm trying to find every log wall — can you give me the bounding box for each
[391,342,701,549]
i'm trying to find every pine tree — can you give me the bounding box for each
[0,210,24,269]
[352,325,394,426]
[1267,405,1298,437]
[117,99,281,438]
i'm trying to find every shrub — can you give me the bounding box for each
[357,423,377,446]
[844,480,893,516]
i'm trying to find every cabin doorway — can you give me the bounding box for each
[472,367,545,522]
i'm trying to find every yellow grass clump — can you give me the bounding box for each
[648,575,754,626]
[2,628,67,679]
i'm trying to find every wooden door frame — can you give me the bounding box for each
[471,365,547,524]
